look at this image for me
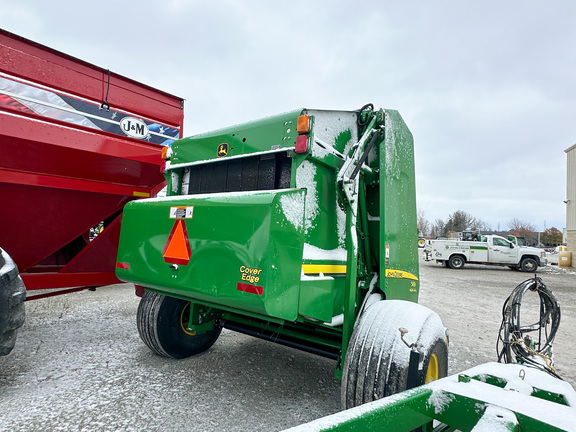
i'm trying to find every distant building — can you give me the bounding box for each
[566,143,576,254]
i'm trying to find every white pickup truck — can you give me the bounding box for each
[425,234,547,272]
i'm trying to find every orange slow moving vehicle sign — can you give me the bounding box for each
[163,219,192,265]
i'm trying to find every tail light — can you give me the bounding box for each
[295,135,309,153]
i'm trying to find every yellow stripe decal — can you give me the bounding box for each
[385,269,419,281]
[302,264,347,274]
[133,191,150,197]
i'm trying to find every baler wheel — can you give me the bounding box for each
[137,291,221,359]
[341,300,448,409]
[0,248,26,356]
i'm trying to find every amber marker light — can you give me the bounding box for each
[296,115,310,133]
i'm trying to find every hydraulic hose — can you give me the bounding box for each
[497,276,562,379]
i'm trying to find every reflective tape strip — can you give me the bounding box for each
[301,264,347,274]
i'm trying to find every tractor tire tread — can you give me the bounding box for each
[0,248,26,356]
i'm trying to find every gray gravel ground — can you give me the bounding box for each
[0,256,574,431]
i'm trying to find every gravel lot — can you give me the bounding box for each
[1,256,574,431]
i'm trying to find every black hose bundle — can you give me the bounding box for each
[497,276,562,379]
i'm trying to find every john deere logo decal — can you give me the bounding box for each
[217,143,229,157]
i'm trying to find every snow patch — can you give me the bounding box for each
[427,389,455,414]
[302,244,347,261]
[280,192,305,231]
[0,248,17,277]
[471,406,518,432]
[296,161,318,233]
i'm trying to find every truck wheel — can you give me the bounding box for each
[448,255,465,269]
[520,257,538,272]
[0,248,26,356]
[341,300,448,409]
[137,291,222,359]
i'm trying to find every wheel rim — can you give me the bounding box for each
[425,353,439,383]
[452,257,463,268]
[525,261,536,271]
[180,303,196,336]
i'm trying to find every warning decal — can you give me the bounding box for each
[170,206,194,219]
[163,219,192,265]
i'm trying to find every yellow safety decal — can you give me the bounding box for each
[133,191,150,197]
[302,264,347,274]
[385,269,419,281]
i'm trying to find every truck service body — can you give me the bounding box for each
[426,234,547,271]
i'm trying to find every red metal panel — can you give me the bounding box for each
[0,169,154,197]
[0,29,183,296]
[60,214,123,274]
[0,182,131,272]
[0,29,183,129]
[21,272,121,290]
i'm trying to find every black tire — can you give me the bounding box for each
[520,257,538,272]
[0,248,26,356]
[137,291,221,359]
[341,300,448,409]
[448,254,465,269]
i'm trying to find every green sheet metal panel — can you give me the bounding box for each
[116,189,306,321]
[170,109,304,165]
[379,110,419,302]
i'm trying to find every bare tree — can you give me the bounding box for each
[507,218,535,239]
[446,210,485,233]
[417,209,430,237]
[431,218,446,238]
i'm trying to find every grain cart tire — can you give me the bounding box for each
[417,238,426,248]
[137,291,222,359]
[448,254,465,269]
[519,257,538,273]
[342,300,448,409]
[0,248,26,356]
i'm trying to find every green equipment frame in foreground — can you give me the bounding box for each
[283,362,576,432]
[116,105,449,408]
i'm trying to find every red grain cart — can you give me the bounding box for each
[0,29,183,355]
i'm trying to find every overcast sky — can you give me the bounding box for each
[1,0,574,232]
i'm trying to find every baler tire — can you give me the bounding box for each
[520,258,538,273]
[341,300,448,409]
[0,248,26,356]
[137,291,221,359]
[448,255,465,269]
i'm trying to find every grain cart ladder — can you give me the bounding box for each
[116,105,448,407]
